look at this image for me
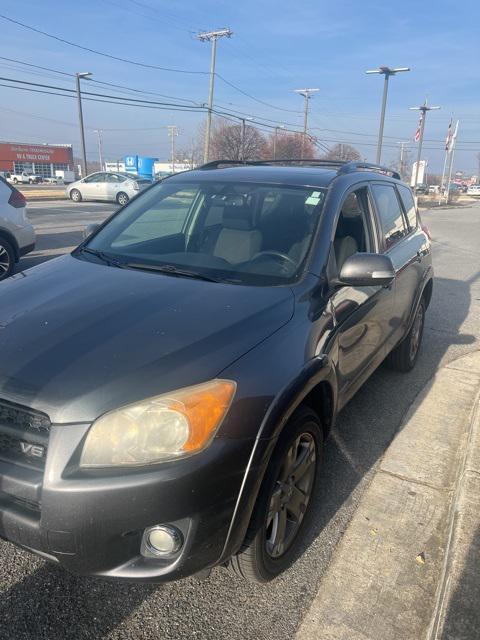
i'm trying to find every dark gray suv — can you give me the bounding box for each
[0,160,432,583]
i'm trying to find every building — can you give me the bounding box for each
[0,141,74,179]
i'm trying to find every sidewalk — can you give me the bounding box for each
[297,351,480,640]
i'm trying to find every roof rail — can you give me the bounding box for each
[198,158,347,170]
[338,162,401,180]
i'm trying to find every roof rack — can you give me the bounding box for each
[338,162,401,181]
[197,159,401,181]
[198,159,346,170]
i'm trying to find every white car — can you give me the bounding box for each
[66,172,152,205]
[467,185,480,197]
[0,176,36,281]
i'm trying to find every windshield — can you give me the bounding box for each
[81,180,326,286]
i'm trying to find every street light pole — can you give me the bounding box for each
[294,89,319,159]
[75,72,92,177]
[94,129,104,171]
[197,28,233,163]
[409,100,440,195]
[366,66,410,165]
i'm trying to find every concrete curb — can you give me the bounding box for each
[296,351,480,640]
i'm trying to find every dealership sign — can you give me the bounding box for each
[0,141,73,170]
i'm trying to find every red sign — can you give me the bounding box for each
[0,141,73,171]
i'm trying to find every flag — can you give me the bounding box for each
[414,112,423,142]
[445,119,453,151]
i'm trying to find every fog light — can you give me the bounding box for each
[142,525,183,557]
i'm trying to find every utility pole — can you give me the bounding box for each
[94,129,104,171]
[197,28,233,163]
[366,66,410,165]
[294,89,319,159]
[396,141,409,178]
[168,125,178,173]
[273,125,285,160]
[75,72,92,177]
[239,117,253,161]
[409,100,440,195]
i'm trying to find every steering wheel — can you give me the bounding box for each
[250,251,297,269]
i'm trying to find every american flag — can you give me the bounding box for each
[445,119,453,151]
[414,112,423,142]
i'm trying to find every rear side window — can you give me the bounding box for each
[397,184,418,231]
[371,184,407,250]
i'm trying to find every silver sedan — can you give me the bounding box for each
[66,172,152,205]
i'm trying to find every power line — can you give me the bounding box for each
[0,13,208,75]
[217,74,300,113]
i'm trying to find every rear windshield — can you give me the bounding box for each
[83,180,327,285]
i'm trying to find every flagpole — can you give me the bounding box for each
[445,120,459,204]
[439,150,449,204]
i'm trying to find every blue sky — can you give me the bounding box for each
[0,0,479,173]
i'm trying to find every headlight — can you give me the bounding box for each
[79,379,236,468]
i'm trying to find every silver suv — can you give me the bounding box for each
[0,176,35,280]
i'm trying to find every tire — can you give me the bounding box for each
[70,189,82,202]
[0,238,15,281]
[116,192,129,206]
[228,405,323,583]
[387,298,425,372]
[13,178,18,184]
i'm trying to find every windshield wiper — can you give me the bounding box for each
[79,247,125,268]
[124,262,223,283]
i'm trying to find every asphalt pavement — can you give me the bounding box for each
[2,200,480,640]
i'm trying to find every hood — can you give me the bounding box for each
[0,255,294,423]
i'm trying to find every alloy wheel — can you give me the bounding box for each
[0,244,11,279]
[409,304,424,362]
[265,432,316,558]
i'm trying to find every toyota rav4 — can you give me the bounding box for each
[0,160,432,583]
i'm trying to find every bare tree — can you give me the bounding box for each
[322,143,361,162]
[209,119,266,161]
[262,132,317,160]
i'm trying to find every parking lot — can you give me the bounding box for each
[2,199,480,640]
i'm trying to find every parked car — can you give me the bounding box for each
[428,185,440,194]
[0,160,432,583]
[44,176,62,184]
[415,183,429,195]
[467,185,480,197]
[66,171,151,205]
[0,175,35,280]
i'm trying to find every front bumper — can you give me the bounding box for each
[0,417,254,582]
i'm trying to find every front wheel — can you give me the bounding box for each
[116,192,129,206]
[70,189,82,202]
[228,405,323,582]
[387,299,425,372]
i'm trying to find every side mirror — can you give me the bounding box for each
[339,253,395,287]
[82,223,100,240]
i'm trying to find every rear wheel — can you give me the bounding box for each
[0,239,15,281]
[228,405,323,582]
[387,299,425,372]
[70,189,82,202]
[116,192,129,206]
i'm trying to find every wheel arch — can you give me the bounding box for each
[218,357,337,565]
[0,227,20,261]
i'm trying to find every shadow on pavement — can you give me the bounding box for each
[439,524,480,639]
[0,263,478,639]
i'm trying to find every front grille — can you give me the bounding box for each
[0,399,51,469]
[0,400,51,433]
